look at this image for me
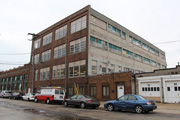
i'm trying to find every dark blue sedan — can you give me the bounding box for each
[104,94,157,113]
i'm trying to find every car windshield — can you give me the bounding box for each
[138,95,147,100]
[5,92,11,93]
[83,95,93,99]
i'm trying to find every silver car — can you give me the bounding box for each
[0,91,12,98]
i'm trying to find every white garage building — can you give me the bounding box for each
[135,65,180,103]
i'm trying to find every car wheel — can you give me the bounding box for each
[135,105,143,113]
[34,98,38,103]
[107,104,114,111]
[80,102,86,109]
[28,98,30,101]
[64,101,68,107]
[46,98,50,104]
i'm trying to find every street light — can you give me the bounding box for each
[27,33,39,93]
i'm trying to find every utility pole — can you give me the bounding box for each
[65,33,68,97]
[28,33,39,93]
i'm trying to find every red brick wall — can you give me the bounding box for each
[88,72,132,101]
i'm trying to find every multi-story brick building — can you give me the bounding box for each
[1,5,167,100]
[27,5,166,99]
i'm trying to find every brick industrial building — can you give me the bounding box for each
[0,64,30,94]
[0,5,167,100]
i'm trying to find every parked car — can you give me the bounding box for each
[9,92,23,100]
[0,91,12,98]
[22,93,35,101]
[64,95,100,109]
[104,94,157,113]
[34,87,66,104]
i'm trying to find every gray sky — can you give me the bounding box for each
[0,0,180,71]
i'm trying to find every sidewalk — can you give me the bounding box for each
[100,101,180,114]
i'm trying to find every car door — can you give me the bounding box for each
[125,95,138,110]
[24,93,29,100]
[75,95,83,106]
[115,95,129,110]
[68,95,77,105]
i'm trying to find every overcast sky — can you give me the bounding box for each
[0,0,180,71]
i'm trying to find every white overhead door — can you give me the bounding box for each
[139,82,160,97]
[165,81,180,103]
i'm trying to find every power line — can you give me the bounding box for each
[0,52,30,55]
[154,40,180,44]
[0,63,25,65]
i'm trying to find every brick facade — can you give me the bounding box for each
[0,64,30,94]
[88,72,133,101]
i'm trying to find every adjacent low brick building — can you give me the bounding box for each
[0,64,30,94]
[88,72,134,101]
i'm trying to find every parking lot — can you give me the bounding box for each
[0,98,180,120]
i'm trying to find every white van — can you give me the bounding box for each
[34,87,66,104]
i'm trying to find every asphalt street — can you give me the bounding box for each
[0,98,180,120]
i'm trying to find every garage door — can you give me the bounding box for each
[165,81,180,103]
[139,82,160,97]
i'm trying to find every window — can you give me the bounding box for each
[52,64,65,79]
[43,33,52,46]
[79,87,85,95]
[123,49,133,58]
[69,60,86,77]
[102,85,109,97]
[90,36,107,50]
[108,24,121,36]
[128,95,137,100]
[145,87,147,91]
[150,47,156,54]
[122,31,126,39]
[174,87,178,91]
[161,54,165,60]
[102,62,107,74]
[133,38,141,47]
[129,36,132,42]
[35,70,38,81]
[151,60,157,67]
[41,50,51,62]
[110,64,115,73]
[34,39,41,49]
[109,43,122,54]
[124,67,134,73]
[154,87,156,91]
[142,87,144,91]
[117,66,122,72]
[71,16,87,34]
[118,95,128,100]
[69,87,74,96]
[34,54,39,64]
[134,54,142,62]
[143,57,150,64]
[142,43,149,51]
[157,63,160,67]
[90,86,96,96]
[55,25,67,40]
[40,67,50,80]
[167,87,170,91]
[151,87,154,91]
[69,37,86,55]
[54,44,66,59]
[92,60,97,74]
[157,87,160,91]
